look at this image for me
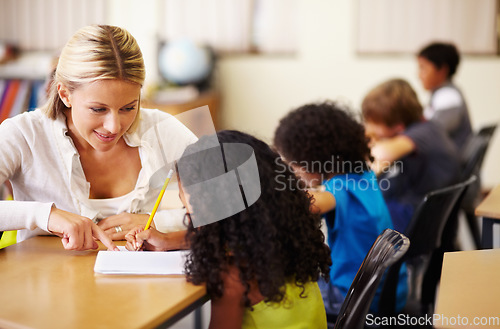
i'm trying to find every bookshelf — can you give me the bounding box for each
[0,79,45,120]
[0,52,52,123]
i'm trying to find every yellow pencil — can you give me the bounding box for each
[135,169,174,251]
[144,169,174,231]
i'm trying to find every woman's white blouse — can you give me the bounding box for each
[0,108,197,241]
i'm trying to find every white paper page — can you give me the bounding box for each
[94,248,188,275]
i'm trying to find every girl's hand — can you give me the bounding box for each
[48,206,119,251]
[124,226,169,251]
[97,213,149,240]
[124,226,188,251]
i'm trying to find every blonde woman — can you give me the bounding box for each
[0,25,196,250]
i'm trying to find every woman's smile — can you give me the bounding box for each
[94,130,117,142]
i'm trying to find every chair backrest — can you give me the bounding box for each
[461,123,497,180]
[478,123,497,140]
[377,176,477,317]
[461,134,490,181]
[404,175,476,259]
[334,229,409,329]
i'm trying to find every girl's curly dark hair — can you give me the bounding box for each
[273,101,373,174]
[181,130,331,308]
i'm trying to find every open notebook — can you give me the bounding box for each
[94,247,188,275]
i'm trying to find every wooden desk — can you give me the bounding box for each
[475,184,500,248]
[0,236,207,329]
[434,249,500,328]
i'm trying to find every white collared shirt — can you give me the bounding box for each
[0,108,197,241]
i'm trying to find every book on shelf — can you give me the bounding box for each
[0,79,21,122]
[0,79,7,111]
[9,80,30,117]
[0,79,44,123]
[27,80,44,112]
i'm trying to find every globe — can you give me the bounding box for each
[158,39,213,86]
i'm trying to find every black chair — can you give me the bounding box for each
[459,124,497,248]
[333,229,409,329]
[378,176,477,322]
[478,123,497,140]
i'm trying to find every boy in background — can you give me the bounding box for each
[417,42,472,149]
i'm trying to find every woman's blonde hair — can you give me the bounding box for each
[42,25,145,131]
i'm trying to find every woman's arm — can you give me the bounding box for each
[0,114,117,252]
[0,119,56,235]
[98,202,187,240]
[97,213,150,240]
[48,206,119,251]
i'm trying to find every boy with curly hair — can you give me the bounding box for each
[273,101,407,318]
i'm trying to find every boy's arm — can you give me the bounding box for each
[431,108,462,133]
[308,190,336,214]
[430,86,463,133]
[371,135,415,175]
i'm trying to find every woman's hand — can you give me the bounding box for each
[97,213,149,240]
[125,226,188,251]
[48,206,119,251]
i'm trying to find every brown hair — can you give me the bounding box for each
[361,78,423,127]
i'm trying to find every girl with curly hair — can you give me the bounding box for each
[126,130,332,328]
[273,101,407,318]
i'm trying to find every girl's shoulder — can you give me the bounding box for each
[220,266,247,298]
[219,266,265,306]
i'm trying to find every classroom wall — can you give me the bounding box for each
[216,0,500,189]
[110,0,500,189]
